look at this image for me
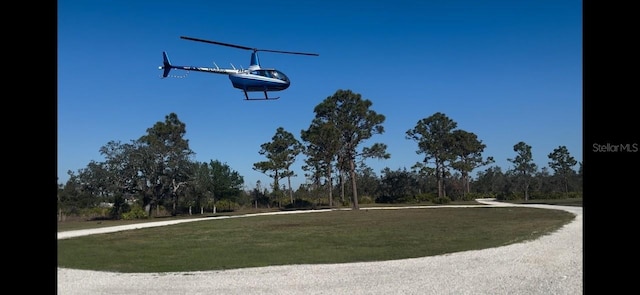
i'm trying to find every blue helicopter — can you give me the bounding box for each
[159,36,319,100]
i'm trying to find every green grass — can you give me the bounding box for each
[56,207,282,232]
[58,206,575,273]
[56,201,477,232]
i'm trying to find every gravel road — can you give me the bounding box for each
[57,199,582,294]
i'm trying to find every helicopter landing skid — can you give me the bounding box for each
[243,90,280,101]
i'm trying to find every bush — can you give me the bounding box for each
[460,192,494,201]
[121,204,148,220]
[528,191,583,200]
[496,192,522,201]
[109,196,131,220]
[215,199,240,212]
[433,196,451,204]
[284,199,315,210]
[85,207,112,221]
[565,191,582,198]
[358,195,374,204]
[415,193,436,203]
[374,195,395,204]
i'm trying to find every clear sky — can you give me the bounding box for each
[57,0,582,191]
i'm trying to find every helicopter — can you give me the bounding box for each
[159,36,319,100]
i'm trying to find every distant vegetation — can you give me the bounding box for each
[58,89,581,221]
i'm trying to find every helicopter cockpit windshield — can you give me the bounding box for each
[251,69,289,82]
[270,70,289,82]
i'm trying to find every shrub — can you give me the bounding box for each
[459,192,484,201]
[496,192,521,201]
[528,191,583,200]
[374,195,394,203]
[85,207,112,221]
[566,191,582,198]
[215,199,240,212]
[433,196,451,204]
[415,193,436,203]
[284,199,315,210]
[121,204,148,220]
[358,195,374,204]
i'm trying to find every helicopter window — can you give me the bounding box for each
[251,70,270,78]
[271,70,289,82]
[250,69,288,81]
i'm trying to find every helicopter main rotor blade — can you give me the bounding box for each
[180,36,255,51]
[180,36,318,56]
[258,49,319,56]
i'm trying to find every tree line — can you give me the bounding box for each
[57,89,582,220]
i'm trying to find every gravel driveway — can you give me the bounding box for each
[57,199,582,294]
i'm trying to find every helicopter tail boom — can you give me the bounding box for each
[159,51,241,77]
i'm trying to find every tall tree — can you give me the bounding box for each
[410,162,437,195]
[190,160,245,213]
[138,112,194,216]
[473,166,506,195]
[449,130,494,196]
[312,89,388,210]
[406,112,457,199]
[547,145,577,194]
[206,160,245,201]
[508,141,537,200]
[249,180,269,208]
[301,119,341,207]
[98,140,141,199]
[190,162,214,213]
[253,127,303,205]
[60,168,103,211]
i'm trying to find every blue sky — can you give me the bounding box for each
[58,0,582,190]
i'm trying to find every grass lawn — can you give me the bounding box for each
[56,207,282,232]
[57,206,576,273]
[56,201,483,232]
